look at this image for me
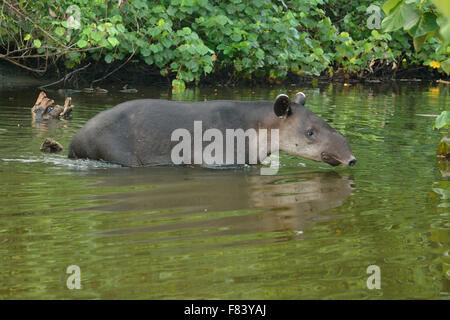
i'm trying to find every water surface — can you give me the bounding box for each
[0,83,448,299]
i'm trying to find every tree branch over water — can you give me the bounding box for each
[38,63,91,89]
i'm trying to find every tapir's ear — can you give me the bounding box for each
[274,94,291,118]
[293,92,306,106]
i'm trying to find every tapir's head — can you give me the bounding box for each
[273,92,356,167]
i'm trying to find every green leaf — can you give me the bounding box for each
[91,31,104,42]
[68,51,81,60]
[313,47,324,56]
[116,24,126,33]
[111,15,123,23]
[144,56,154,65]
[24,34,31,41]
[140,47,151,57]
[204,65,212,73]
[382,0,403,15]
[215,15,228,26]
[55,27,65,37]
[172,79,186,91]
[255,49,265,59]
[410,12,438,38]
[253,0,264,8]
[441,58,450,74]
[108,26,118,36]
[273,23,285,33]
[231,32,242,42]
[104,54,113,64]
[149,43,163,53]
[435,111,450,129]
[195,44,209,55]
[33,39,42,48]
[186,60,199,72]
[439,20,450,41]
[413,34,427,51]
[161,38,172,48]
[77,39,88,48]
[432,0,450,20]
[401,4,420,30]
[107,36,119,47]
[181,0,194,7]
[382,6,404,32]
[180,70,194,82]
[364,42,374,52]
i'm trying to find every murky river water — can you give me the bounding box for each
[0,83,448,299]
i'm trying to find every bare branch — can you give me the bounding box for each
[90,51,135,86]
[0,55,47,72]
[38,63,92,89]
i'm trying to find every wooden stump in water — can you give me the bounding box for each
[40,138,63,153]
[31,92,74,120]
[31,91,55,120]
[58,97,74,119]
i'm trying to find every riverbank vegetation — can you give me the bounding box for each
[0,0,449,88]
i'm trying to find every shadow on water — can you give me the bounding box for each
[84,168,354,248]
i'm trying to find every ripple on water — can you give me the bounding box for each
[2,156,123,170]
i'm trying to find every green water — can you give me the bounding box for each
[0,83,448,299]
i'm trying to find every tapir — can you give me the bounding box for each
[68,92,356,167]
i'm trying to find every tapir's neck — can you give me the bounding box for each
[238,102,287,160]
[243,101,281,130]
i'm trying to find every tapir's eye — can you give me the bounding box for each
[306,129,315,139]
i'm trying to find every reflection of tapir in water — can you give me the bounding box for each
[31,91,74,121]
[90,170,354,242]
[68,92,356,167]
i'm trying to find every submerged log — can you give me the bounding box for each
[437,79,450,85]
[40,138,63,153]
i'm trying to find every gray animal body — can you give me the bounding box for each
[68,92,356,167]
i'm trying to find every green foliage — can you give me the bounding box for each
[436,135,449,158]
[434,110,450,129]
[381,0,450,74]
[0,0,448,86]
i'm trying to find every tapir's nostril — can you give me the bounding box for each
[348,159,357,166]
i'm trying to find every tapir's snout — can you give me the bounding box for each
[321,152,357,167]
[321,152,341,166]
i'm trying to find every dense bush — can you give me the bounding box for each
[382,0,450,74]
[0,0,448,88]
